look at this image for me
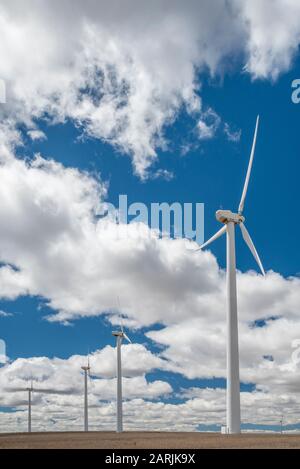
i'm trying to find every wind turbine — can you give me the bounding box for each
[9,382,37,433]
[280,415,284,434]
[197,116,265,434]
[8,383,71,433]
[112,324,131,433]
[81,356,91,432]
[27,381,33,433]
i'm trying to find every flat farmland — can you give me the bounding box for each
[0,431,300,449]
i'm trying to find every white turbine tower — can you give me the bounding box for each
[197,116,265,434]
[112,324,131,433]
[27,382,33,433]
[81,356,91,432]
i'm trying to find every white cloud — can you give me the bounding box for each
[1,380,299,432]
[0,344,173,432]
[197,109,221,140]
[224,123,242,142]
[151,169,174,182]
[0,344,170,403]
[27,129,47,142]
[0,310,13,317]
[237,0,300,80]
[0,150,220,325]
[1,1,300,431]
[0,151,300,402]
[1,1,299,176]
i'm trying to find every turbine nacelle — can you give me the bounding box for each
[81,366,90,371]
[113,327,132,343]
[216,210,245,225]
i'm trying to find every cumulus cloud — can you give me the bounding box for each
[0,344,170,402]
[197,109,221,140]
[238,0,300,80]
[0,344,172,432]
[1,1,300,176]
[27,129,47,142]
[146,271,300,394]
[0,152,298,432]
[1,0,300,432]
[224,123,242,142]
[0,150,220,325]
[1,375,299,432]
[0,150,300,399]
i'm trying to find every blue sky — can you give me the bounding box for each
[1,0,300,433]
[3,62,299,355]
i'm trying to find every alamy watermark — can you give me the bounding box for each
[98,195,204,245]
[291,339,300,366]
[0,339,7,364]
[0,78,6,104]
[291,79,300,104]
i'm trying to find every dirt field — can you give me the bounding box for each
[0,431,300,449]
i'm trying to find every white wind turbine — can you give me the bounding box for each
[27,381,33,433]
[9,383,71,433]
[81,355,91,432]
[112,323,131,433]
[12,380,34,433]
[196,116,265,434]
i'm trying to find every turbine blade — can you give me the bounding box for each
[195,226,226,251]
[123,333,132,344]
[116,295,124,333]
[5,387,25,393]
[239,223,265,276]
[33,388,75,395]
[238,116,260,214]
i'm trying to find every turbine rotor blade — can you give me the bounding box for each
[195,225,226,251]
[123,333,132,344]
[239,222,265,276]
[238,115,260,214]
[33,389,63,395]
[6,387,73,395]
[5,387,25,393]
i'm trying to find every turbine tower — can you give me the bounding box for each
[81,356,91,432]
[197,116,265,434]
[27,382,33,433]
[112,324,131,433]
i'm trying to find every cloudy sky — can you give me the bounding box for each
[0,0,300,433]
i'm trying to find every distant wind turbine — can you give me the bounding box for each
[112,323,131,433]
[13,380,34,433]
[8,383,71,433]
[81,356,91,432]
[27,382,33,433]
[280,415,284,434]
[196,116,266,434]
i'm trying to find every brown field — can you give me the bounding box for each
[0,431,300,449]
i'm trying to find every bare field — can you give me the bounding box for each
[0,431,300,449]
